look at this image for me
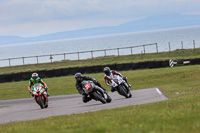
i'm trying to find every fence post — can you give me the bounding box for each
[181,41,183,49]
[131,47,133,55]
[143,45,146,54]
[117,48,120,56]
[104,50,107,56]
[156,43,158,53]
[78,52,80,60]
[50,55,53,62]
[91,51,93,58]
[22,57,25,65]
[168,42,171,52]
[64,53,66,60]
[193,40,195,49]
[8,58,11,66]
[36,56,39,64]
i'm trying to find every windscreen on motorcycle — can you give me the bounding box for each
[33,83,43,92]
[81,80,94,94]
[112,75,123,84]
[81,81,89,86]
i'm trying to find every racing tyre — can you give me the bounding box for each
[44,97,48,108]
[93,92,107,104]
[106,94,112,103]
[128,92,132,98]
[119,86,129,98]
[45,103,48,108]
[37,96,44,109]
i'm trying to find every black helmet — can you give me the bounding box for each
[75,72,83,81]
[103,67,111,76]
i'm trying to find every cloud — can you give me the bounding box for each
[1,0,200,36]
[172,0,200,1]
[0,17,138,37]
[0,0,149,27]
[0,0,169,24]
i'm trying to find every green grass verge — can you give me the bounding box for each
[0,65,200,132]
[1,48,200,132]
[1,48,200,75]
[0,106,8,108]
[0,64,199,100]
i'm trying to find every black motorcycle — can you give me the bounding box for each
[81,80,112,104]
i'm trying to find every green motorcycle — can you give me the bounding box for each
[32,83,48,109]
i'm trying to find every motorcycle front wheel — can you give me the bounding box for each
[37,96,45,109]
[93,91,107,104]
[106,94,112,103]
[44,97,48,108]
[119,85,129,98]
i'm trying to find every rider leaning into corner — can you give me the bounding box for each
[28,73,50,97]
[103,67,131,92]
[75,72,106,103]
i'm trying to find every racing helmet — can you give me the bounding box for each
[32,73,38,80]
[103,67,111,76]
[75,72,83,81]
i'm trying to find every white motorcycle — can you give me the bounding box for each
[111,75,132,98]
[32,83,48,109]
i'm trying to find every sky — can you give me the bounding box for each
[0,0,200,37]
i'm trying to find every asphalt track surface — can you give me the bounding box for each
[0,88,168,124]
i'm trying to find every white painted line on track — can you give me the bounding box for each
[155,88,168,100]
[155,88,163,95]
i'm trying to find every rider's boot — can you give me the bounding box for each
[102,87,107,91]
[111,87,116,92]
[45,87,50,97]
[82,95,92,103]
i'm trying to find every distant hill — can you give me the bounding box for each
[1,14,200,45]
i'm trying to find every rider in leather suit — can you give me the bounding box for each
[75,72,106,103]
[103,67,131,92]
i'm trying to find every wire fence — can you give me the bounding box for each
[0,43,158,67]
[0,40,199,67]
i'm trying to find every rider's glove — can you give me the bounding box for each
[29,90,32,94]
[93,80,98,84]
[45,86,48,91]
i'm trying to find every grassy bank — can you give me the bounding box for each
[0,65,200,132]
[1,48,200,132]
[1,48,200,75]
[0,65,200,100]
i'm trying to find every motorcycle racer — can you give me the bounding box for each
[28,73,50,97]
[103,67,131,92]
[75,72,106,103]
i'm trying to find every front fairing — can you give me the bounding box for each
[82,81,94,95]
[32,83,46,96]
[118,77,123,84]
[112,75,124,87]
[84,87,93,94]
